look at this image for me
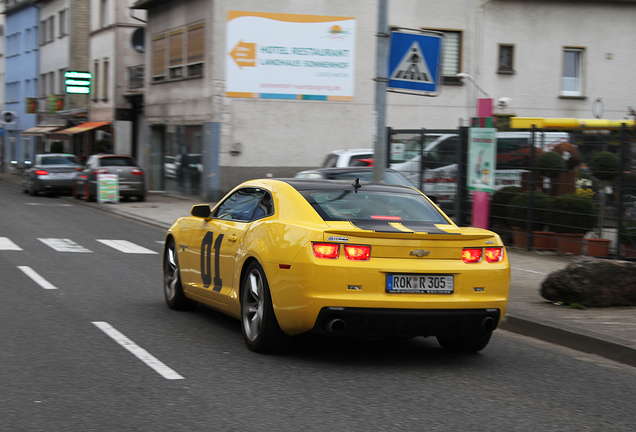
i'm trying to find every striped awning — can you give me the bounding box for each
[55,121,111,134]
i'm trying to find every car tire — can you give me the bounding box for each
[163,237,197,311]
[29,182,38,196]
[84,183,94,202]
[72,183,81,199]
[137,194,146,202]
[436,331,493,353]
[241,261,286,353]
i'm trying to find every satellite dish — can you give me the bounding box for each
[132,28,145,53]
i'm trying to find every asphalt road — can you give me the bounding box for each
[2,183,636,431]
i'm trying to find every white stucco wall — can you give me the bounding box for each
[139,0,636,195]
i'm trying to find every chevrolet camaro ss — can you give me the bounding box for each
[163,178,510,353]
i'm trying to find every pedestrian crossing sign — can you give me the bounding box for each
[388,30,443,96]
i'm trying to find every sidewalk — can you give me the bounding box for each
[2,171,635,366]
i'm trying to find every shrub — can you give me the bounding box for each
[490,186,521,226]
[588,151,620,183]
[507,191,553,231]
[535,151,566,180]
[549,193,597,234]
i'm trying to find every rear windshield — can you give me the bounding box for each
[100,157,137,167]
[325,171,414,187]
[40,155,81,166]
[301,189,446,223]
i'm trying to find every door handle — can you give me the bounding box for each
[228,234,238,243]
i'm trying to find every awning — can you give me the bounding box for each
[55,121,111,135]
[20,126,62,137]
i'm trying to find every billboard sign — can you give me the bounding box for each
[226,11,356,101]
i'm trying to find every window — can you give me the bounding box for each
[562,48,584,97]
[25,28,31,51]
[59,9,67,37]
[152,34,166,81]
[101,0,108,28]
[93,60,100,101]
[187,23,204,77]
[102,59,109,101]
[40,73,47,97]
[49,71,55,95]
[213,188,272,222]
[58,68,66,94]
[40,20,46,44]
[169,29,184,79]
[48,16,54,42]
[421,30,461,83]
[498,44,514,73]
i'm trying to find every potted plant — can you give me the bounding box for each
[549,193,597,255]
[620,221,636,258]
[507,191,555,249]
[489,186,521,244]
[535,151,566,195]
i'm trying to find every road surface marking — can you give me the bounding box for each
[38,238,92,252]
[92,321,184,380]
[0,237,22,250]
[511,267,546,275]
[18,266,57,289]
[96,240,158,254]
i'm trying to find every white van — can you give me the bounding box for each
[389,131,571,201]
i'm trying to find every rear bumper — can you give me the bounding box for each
[35,178,74,192]
[312,307,501,337]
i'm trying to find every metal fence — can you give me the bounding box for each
[388,125,636,260]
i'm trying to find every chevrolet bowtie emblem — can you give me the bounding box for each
[410,249,430,257]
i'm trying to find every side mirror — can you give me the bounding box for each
[191,204,212,219]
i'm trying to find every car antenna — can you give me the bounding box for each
[352,177,361,193]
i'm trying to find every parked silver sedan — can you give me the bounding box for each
[73,154,146,202]
[22,153,82,196]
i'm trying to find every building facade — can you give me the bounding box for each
[3,0,39,169]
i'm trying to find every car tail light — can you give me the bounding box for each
[132,169,144,176]
[485,247,504,263]
[462,248,483,263]
[344,245,371,261]
[93,168,109,175]
[35,170,48,176]
[313,243,339,259]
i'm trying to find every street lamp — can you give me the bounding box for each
[455,72,490,98]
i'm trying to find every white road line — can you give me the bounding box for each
[91,321,184,380]
[0,237,22,251]
[38,238,92,253]
[96,240,158,254]
[18,266,58,290]
[511,267,547,275]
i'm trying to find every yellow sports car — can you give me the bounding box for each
[163,179,510,353]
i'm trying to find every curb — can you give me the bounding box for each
[501,315,636,367]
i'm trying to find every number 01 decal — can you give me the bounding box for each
[201,231,223,291]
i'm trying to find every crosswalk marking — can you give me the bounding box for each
[97,240,158,254]
[0,237,22,251]
[38,238,93,253]
[18,266,58,290]
[92,321,184,380]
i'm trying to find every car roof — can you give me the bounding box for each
[277,178,421,194]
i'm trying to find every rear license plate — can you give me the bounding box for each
[50,172,74,179]
[386,274,454,294]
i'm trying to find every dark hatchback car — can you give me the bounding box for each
[22,153,82,196]
[73,154,146,202]
[294,167,417,188]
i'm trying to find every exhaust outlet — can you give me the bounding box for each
[325,318,346,334]
[481,317,496,332]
